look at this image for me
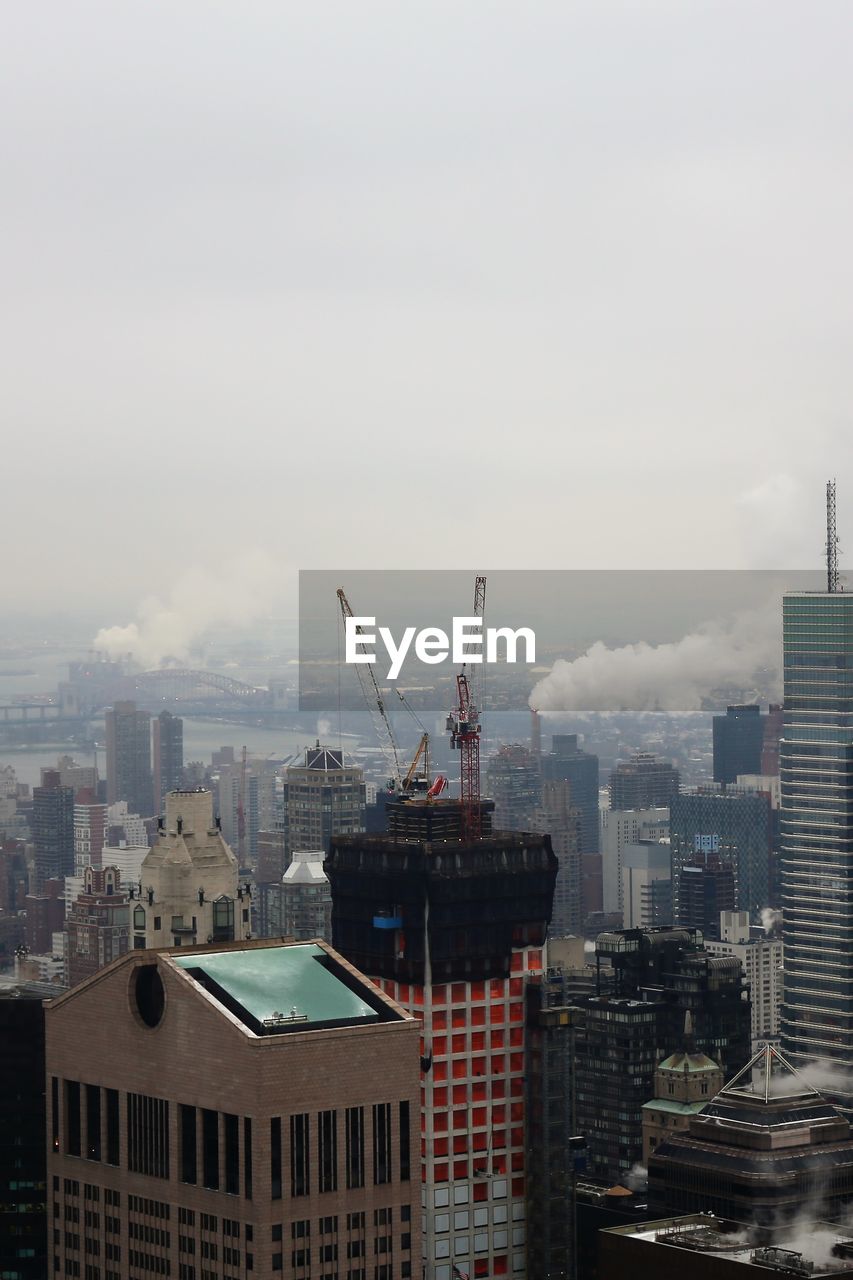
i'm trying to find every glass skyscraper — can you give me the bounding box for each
[780,591,853,1094]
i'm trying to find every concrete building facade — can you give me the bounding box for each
[45,938,421,1280]
[131,790,251,951]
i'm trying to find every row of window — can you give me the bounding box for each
[270,1104,410,1200]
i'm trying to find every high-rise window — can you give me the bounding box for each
[86,1085,101,1161]
[318,1110,337,1193]
[202,1109,219,1190]
[345,1107,364,1189]
[127,1093,169,1179]
[105,1090,120,1166]
[372,1103,391,1185]
[180,1105,197,1184]
[65,1080,82,1157]
[291,1113,310,1197]
[224,1113,239,1195]
[399,1101,411,1182]
[270,1118,282,1200]
[244,1118,253,1201]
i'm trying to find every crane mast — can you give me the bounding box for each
[827,479,840,593]
[447,575,486,842]
[337,587,404,790]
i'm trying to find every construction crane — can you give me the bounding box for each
[337,587,404,791]
[447,671,481,841]
[827,479,840,593]
[402,731,430,792]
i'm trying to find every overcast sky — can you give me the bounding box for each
[3,1,852,624]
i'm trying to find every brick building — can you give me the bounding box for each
[64,865,130,988]
[45,937,420,1280]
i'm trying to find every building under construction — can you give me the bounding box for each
[327,798,558,1280]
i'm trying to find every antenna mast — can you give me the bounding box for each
[827,479,840,593]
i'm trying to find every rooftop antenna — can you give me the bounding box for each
[827,479,840,593]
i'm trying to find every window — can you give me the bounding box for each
[105,1091,119,1167]
[224,1113,239,1195]
[270,1118,282,1200]
[127,1092,169,1178]
[52,1077,59,1151]
[65,1081,82,1158]
[319,1110,338,1194]
[202,1110,219,1190]
[85,1085,101,1167]
[346,1108,364,1190]
[399,1101,410,1182]
[180,1106,197,1185]
[244,1117,253,1201]
[291,1114,310,1197]
[372,1104,391,1185]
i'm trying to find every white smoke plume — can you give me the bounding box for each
[93,550,285,668]
[760,907,782,935]
[624,1162,647,1191]
[529,608,779,713]
[790,1059,853,1098]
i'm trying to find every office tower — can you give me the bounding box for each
[541,734,600,854]
[31,769,75,893]
[600,807,669,917]
[642,1042,723,1163]
[677,855,736,940]
[530,778,582,934]
[105,701,154,816]
[621,839,672,929]
[64,866,129,988]
[278,850,332,942]
[609,752,680,810]
[130,789,251,950]
[648,1044,853,1225]
[780,589,853,1095]
[706,910,783,1051]
[485,744,541,830]
[45,938,420,1279]
[0,978,50,1280]
[283,745,365,854]
[328,797,557,1280]
[670,789,772,922]
[573,927,750,1181]
[152,711,184,812]
[712,704,766,785]
[73,793,108,872]
[217,762,261,863]
[523,995,583,1280]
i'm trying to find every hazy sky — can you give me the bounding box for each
[3,2,852,625]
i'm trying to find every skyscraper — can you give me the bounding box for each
[712,704,766,785]
[609,752,680,810]
[780,589,853,1095]
[130,789,251,951]
[105,701,154,817]
[45,938,420,1278]
[669,788,772,923]
[541,734,600,854]
[327,796,557,1280]
[31,769,75,893]
[282,745,365,854]
[485,743,541,830]
[152,710,183,812]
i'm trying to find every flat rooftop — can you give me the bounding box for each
[173,943,385,1034]
[605,1217,853,1274]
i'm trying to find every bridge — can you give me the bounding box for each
[126,669,271,709]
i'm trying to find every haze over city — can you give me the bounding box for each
[3,1,853,623]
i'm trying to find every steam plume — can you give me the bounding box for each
[93,550,283,668]
[529,608,779,713]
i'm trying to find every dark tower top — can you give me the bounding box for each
[327,802,557,985]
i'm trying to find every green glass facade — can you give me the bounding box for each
[780,592,853,1089]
